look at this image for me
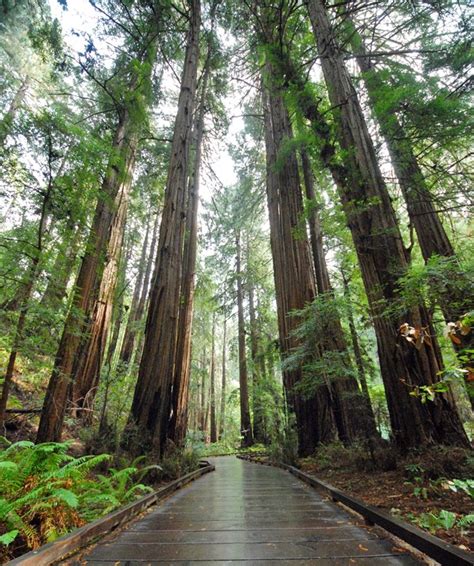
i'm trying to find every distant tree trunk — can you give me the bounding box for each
[200,347,207,433]
[40,221,82,310]
[262,74,335,456]
[132,210,160,366]
[219,317,227,438]
[119,210,152,365]
[340,269,377,428]
[300,149,378,441]
[0,77,29,147]
[248,274,264,443]
[300,150,330,293]
[305,0,468,449]
[126,0,201,456]
[0,158,51,428]
[209,314,217,443]
[236,231,254,447]
[37,109,139,443]
[169,43,211,445]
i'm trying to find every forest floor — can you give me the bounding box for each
[245,445,474,553]
[299,458,473,552]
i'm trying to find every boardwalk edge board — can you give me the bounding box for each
[7,461,215,566]
[236,454,474,566]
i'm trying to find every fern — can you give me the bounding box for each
[0,441,157,555]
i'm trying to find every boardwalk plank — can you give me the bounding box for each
[73,456,418,565]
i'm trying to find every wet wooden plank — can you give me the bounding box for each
[81,559,418,566]
[86,540,409,560]
[73,456,418,565]
[115,526,377,543]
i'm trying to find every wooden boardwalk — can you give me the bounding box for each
[73,456,419,565]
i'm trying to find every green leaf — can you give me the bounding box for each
[0,461,18,472]
[438,510,456,530]
[0,529,19,546]
[457,514,474,528]
[55,488,78,508]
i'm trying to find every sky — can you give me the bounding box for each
[48,0,243,201]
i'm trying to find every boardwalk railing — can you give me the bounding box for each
[237,454,473,566]
[8,460,215,566]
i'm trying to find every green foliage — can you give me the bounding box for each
[408,509,474,533]
[0,440,157,553]
[446,478,474,498]
[158,445,201,481]
[268,418,299,466]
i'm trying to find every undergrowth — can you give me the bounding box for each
[0,439,158,560]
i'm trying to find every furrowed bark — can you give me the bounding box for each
[262,78,336,456]
[300,149,379,441]
[119,209,153,365]
[209,313,217,443]
[37,108,138,443]
[219,317,227,438]
[168,40,211,444]
[126,0,201,455]
[236,231,254,447]
[305,0,468,449]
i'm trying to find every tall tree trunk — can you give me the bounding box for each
[0,77,29,147]
[219,316,227,438]
[200,347,207,433]
[341,269,377,430]
[132,209,160,366]
[345,18,474,406]
[40,221,82,311]
[209,313,217,443]
[71,154,135,417]
[300,150,331,294]
[236,231,253,447]
[119,210,152,365]
[305,0,468,449]
[248,273,264,443]
[300,149,379,441]
[262,74,336,456]
[0,164,51,427]
[37,108,138,443]
[127,0,201,455]
[168,42,211,444]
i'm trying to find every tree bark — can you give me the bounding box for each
[341,269,378,429]
[236,231,254,447]
[219,316,227,438]
[126,0,201,455]
[119,210,152,365]
[71,149,136,417]
[37,107,138,443]
[209,313,217,443]
[300,149,379,441]
[345,18,474,406]
[133,209,160,366]
[305,0,468,449]
[262,73,336,456]
[247,272,265,443]
[168,41,211,444]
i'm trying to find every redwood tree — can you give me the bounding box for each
[304,0,468,449]
[126,0,201,455]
